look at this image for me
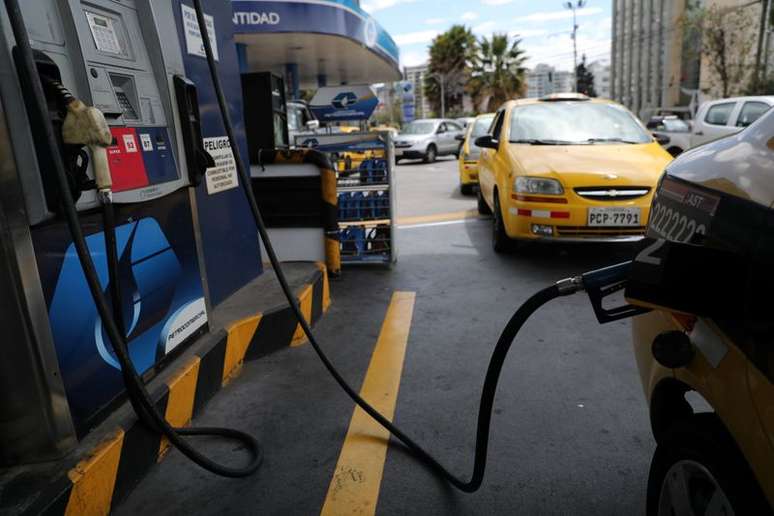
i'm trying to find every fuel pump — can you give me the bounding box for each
[0,0,264,474]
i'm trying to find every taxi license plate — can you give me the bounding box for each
[588,207,641,226]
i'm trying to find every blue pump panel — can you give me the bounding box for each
[33,190,207,435]
[173,0,262,307]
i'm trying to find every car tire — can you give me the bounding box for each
[424,144,437,163]
[646,413,769,516]
[477,189,492,215]
[461,184,474,196]
[492,194,511,253]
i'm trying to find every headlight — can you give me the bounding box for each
[514,177,564,195]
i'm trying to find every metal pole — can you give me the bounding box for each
[572,6,578,92]
[440,76,445,118]
[764,0,773,80]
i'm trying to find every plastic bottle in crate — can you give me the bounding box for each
[351,191,364,220]
[376,190,390,218]
[373,159,387,183]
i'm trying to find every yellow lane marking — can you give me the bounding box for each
[321,291,416,516]
[65,429,124,516]
[397,209,481,226]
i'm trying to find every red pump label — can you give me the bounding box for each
[106,127,150,192]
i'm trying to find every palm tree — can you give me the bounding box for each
[426,25,477,117]
[469,33,528,112]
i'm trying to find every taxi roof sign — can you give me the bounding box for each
[539,93,590,102]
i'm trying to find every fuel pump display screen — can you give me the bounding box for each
[107,127,179,192]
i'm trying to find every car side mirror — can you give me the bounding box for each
[455,134,465,141]
[652,132,670,146]
[306,119,320,130]
[474,135,498,149]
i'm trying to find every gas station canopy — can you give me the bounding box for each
[232,0,401,88]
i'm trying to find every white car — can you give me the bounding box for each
[691,96,774,147]
[646,115,692,156]
[394,119,465,163]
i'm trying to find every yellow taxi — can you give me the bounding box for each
[625,108,774,514]
[476,94,673,252]
[457,113,494,195]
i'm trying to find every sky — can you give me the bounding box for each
[361,0,613,71]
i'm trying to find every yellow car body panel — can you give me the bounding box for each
[631,312,774,507]
[477,99,673,241]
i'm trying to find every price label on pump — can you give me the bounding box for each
[202,136,238,194]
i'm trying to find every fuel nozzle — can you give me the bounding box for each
[60,96,113,202]
[556,261,651,324]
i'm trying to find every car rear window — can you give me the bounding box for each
[736,101,770,127]
[704,102,735,126]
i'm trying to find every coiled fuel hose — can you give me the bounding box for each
[4,0,262,478]
[190,0,587,492]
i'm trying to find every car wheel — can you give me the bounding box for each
[461,184,474,196]
[424,144,437,163]
[492,194,511,253]
[646,414,769,516]
[477,189,492,215]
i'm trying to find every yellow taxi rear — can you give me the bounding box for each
[458,113,494,195]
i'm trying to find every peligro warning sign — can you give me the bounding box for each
[203,137,238,194]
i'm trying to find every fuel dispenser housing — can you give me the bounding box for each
[0,0,262,463]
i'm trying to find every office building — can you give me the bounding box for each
[526,64,574,98]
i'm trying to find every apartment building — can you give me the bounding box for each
[611,0,766,118]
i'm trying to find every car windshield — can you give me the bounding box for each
[402,121,436,135]
[470,116,495,138]
[509,102,652,144]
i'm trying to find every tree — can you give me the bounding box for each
[468,33,528,111]
[425,25,476,117]
[575,55,596,97]
[683,4,758,98]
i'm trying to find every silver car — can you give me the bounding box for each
[394,119,464,163]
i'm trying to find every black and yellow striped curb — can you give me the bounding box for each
[20,263,330,516]
[256,149,341,276]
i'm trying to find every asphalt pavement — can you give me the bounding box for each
[117,156,654,515]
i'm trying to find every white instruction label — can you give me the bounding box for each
[181,4,219,61]
[140,133,153,151]
[123,133,138,153]
[202,136,238,194]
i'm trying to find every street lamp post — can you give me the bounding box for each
[564,0,586,92]
[429,72,446,118]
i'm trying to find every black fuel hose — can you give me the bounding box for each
[3,0,261,478]
[192,0,573,492]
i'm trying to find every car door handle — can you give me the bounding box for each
[694,131,704,136]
